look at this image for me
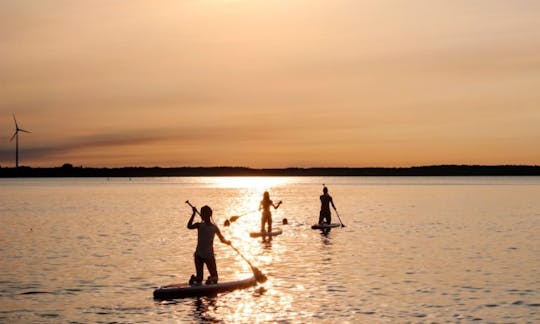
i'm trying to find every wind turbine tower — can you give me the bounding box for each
[10,114,31,168]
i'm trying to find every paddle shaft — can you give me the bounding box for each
[230,200,281,223]
[229,245,254,269]
[229,244,267,282]
[229,209,259,222]
[334,207,346,227]
[185,200,200,215]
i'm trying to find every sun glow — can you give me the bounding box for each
[213,177,287,274]
[209,177,293,189]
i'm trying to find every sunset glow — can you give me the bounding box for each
[208,177,293,189]
[1,1,539,167]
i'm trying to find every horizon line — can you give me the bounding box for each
[2,163,540,169]
[2,164,540,177]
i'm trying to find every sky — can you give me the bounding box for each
[1,0,540,168]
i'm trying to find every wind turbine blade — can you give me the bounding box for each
[13,114,19,128]
[19,128,31,133]
[10,132,17,142]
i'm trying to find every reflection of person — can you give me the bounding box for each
[259,191,282,233]
[187,205,231,285]
[319,186,337,224]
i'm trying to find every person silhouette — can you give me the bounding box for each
[319,186,337,225]
[258,191,282,234]
[187,205,231,285]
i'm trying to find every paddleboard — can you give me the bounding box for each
[153,276,257,299]
[311,223,341,230]
[249,228,283,238]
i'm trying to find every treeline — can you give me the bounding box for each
[1,164,539,177]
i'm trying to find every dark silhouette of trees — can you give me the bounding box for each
[1,165,539,178]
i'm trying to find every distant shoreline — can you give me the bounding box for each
[1,165,539,177]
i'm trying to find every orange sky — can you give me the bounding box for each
[1,1,540,168]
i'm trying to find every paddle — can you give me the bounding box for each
[185,200,197,210]
[229,244,268,283]
[334,207,346,227]
[185,200,267,283]
[224,209,259,226]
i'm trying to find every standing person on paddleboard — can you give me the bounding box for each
[187,205,231,286]
[259,191,282,234]
[319,186,337,225]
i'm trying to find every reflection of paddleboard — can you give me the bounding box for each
[153,276,257,299]
[311,223,341,230]
[249,228,283,237]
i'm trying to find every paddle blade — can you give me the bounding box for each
[251,266,267,283]
[223,220,231,227]
[229,216,240,222]
[229,244,268,283]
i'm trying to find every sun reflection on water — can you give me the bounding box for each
[180,176,301,322]
[207,176,293,189]
[206,177,296,322]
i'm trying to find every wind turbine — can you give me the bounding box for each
[10,114,31,168]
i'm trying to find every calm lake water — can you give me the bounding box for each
[1,176,539,323]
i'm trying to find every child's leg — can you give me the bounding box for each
[194,254,204,281]
[326,214,332,224]
[320,211,331,224]
[205,256,218,284]
[261,213,266,232]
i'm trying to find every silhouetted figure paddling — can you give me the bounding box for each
[319,186,337,225]
[259,191,282,234]
[187,205,231,286]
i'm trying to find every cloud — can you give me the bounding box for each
[0,123,298,166]
[0,131,163,163]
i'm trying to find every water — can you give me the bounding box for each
[1,176,539,323]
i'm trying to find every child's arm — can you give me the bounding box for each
[187,207,199,229]
[215,227,231,245]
